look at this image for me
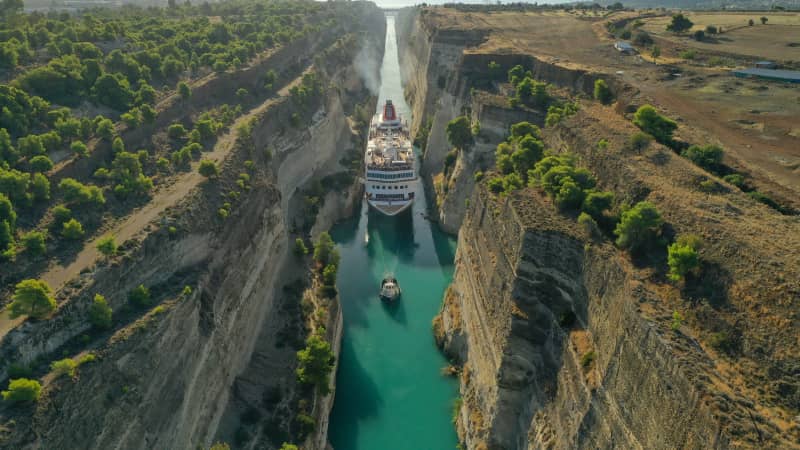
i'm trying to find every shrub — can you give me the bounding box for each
[312,232,335,266]
[580,351,596,368]
[582,191,614,220]
[21,231,46,256]
[29,155,53,172]
[510,122,540,139]
[693,30,705,41]
[198,159,219,178]
[128,284,151,307]
[96,235,117,256]
[633,31,653,46]
[50,358,77,378]
[78,353,96,365]
[294,238,308,257]
[487,177,504,194]
[70,141,88,157]
[614,201,663,253]
[554,178,584,210]
[632,105,677,145]
[502,172,523,194]
[322,264,337,285]
[681,144,723,172]
[2,378,42,403]
[671,311,683,331]
[9,279,55,319]
[61,218,84,240]
[473,171,484,182]
[593,79,613,105]
[296,331,335,394]
[679,49,696,60]
[168,123,187,139]
[628,132,652,153]
[178,81,191,100]
[667,241,699,281]
[59,178,105,206]
[722,173,745,188]
[578,212,600,238]
[30,173,50,202]
[95,118,115,141]
[705,25,717,34]
[89,293,112,329]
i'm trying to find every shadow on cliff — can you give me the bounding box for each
[328,337,384,445]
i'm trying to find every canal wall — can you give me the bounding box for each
[399,6,799,450]
[0,6,385,450]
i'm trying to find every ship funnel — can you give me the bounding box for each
[383,100,397,121]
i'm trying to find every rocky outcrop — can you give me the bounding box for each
[0,7,385,450]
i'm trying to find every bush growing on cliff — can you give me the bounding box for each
[198,159,219,178]
[667,236,701,281]
[294,238,308,257]
[593,79,613,105]
[582,191,614,221]
[446,116,473,151]
[10,278,56,319]
[633,105,677,146]
[545,102,579,127]
[681,144,724,173]
[614,201,663,253]
[312,232,336,267]
[2,378,42,403]
[59,178,105,207]
[20,231,46,256]
[627,132,653,153]
[89,294,113,329]
[487,177,504,194]
[97,235,117,257]
[322,264,338,286]
[128,284,151,307]
[51,358,78,379]
[61,218,84,240]
[280,444,299,450]
[296,330,335,394]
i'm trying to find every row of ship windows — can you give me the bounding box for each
[367,172,414,180]
[371,185,409,190]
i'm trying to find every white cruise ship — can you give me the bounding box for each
[364,100,417,216]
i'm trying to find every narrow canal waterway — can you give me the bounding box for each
[328,15,460,450]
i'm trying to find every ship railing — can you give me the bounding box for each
[366,163,413,171]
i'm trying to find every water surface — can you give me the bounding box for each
[328,16,459,450]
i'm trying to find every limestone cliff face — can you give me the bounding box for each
[437,189,727,449]
[0,8,385,449]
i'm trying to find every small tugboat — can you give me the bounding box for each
[379,275,401,301]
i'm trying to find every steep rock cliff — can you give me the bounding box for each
[0,8,385,449]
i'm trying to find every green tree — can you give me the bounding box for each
[593,79,613,105]
[50,358,77,378]
[29,155,53,172]
[279,444,298,450]
[89,293,112,329]
[760,16,767,25]
[554,178,584,210]
[322,263,337,285]
[198,159,219,178]
[445,116,473,151]
[112,136,125,153]
[632,105,676,145]
[0,193,15,230]
[296,331,335,394]
[9,278,56,319]
[628,132,653,153]
[30,172,50,202]
[614,201,663,253]
[95,118,115,141]
[61,218,84,240]
[96,235,117,256]
[92,73,134,111]
[681,144,723,172]
[667,241,699,281]
[666,14,693,33]
[313,232,335,266]
[168,123,187,139]
[128,284,150,307]
[1,378,42,403]
[651,45,661,64]
[582,191,614,220]
[510,121,540,139]
[178,81,191,100]
[20,231,46,256]
[70,140,88,157]
[294,237,308,257]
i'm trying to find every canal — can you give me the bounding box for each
[327,14,460,450]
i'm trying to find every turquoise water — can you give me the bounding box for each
[328,16,459,450]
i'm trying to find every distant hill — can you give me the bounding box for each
[598,0,799,9]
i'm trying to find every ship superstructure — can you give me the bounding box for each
[364,100,417,216]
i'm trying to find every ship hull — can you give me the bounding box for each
[366,198,414,216]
